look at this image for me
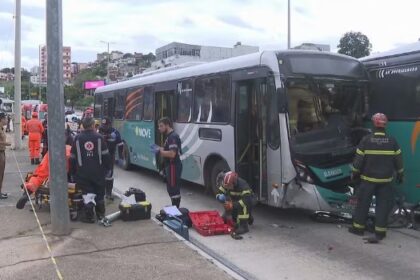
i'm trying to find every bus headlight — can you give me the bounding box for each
[295,162,315,184]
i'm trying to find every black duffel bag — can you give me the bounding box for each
[155,207,192,228]
[124,187,146,202]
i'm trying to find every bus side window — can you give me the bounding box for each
[194,75,230,123]
[114,90,126,120]
[177,80,193,123]
[94,94,102,119]
[143,87,154,121]
[125,87,144,121]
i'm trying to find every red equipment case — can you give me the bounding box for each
[189,210,234,236]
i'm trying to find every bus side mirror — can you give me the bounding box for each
[277,88,288,113]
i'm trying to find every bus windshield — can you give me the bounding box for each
[286,78,368,166]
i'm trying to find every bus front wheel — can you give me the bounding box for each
[210,160,230,195]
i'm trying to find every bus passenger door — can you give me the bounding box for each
[235,80,268,200]
[155,91,175,169]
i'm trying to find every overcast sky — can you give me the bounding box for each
[0,0,419,69]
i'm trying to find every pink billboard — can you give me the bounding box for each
[84,80,105,90]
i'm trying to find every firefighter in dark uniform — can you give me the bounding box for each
[216,171,254,237]
[349,113,404,243]
[70,117,111,223]
[98,117,122,201]
[152,117,182,208]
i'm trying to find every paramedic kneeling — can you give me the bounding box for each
[216,171,254,235]
[70,117,111,223]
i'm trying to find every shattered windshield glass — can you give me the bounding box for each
[288,78,366,135]
[286,78,368,164]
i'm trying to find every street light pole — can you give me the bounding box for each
[288,0,291,49]
[13,0,22,149]
[46,0,70,235]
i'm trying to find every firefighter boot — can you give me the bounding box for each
[95,200,106,220]
[364,232,386,244]
[248,213,254,225]
[235,220,249,235]
[81,202,95,223]
[348,227,365,236]
[16,190,32,209]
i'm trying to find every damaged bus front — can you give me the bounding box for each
[274,52,369,213]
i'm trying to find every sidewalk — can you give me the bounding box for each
[0,138,234,280]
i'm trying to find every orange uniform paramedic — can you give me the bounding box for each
[26,112,44,165]
[16,145,72,209]
[21,114,27,140]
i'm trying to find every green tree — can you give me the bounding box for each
[64,85,81,109]
[75,95,94,108]
[337,31,372,58]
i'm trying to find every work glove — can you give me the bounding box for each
[108,132,117,142]
[150,144,161,155]
[216,194,226,203]
[224,201,233,211]
[396,173,404,184]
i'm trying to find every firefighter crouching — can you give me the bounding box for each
[349,113,404,243]
[26,112,44,164]
[70,117,111,223]
[216,171,254,236]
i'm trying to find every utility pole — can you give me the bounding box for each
[13,0,22,148]
[288,0,291,49]
[46,0,70,235]
[38,45,42,100]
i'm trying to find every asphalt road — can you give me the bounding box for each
[113,165,420,280]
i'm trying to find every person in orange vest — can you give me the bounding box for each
[26,112,44,165]
[21,114,27,140]
[16,145,72,209]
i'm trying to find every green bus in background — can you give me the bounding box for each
[362,42,420,206]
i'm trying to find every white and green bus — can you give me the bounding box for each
[362,42,420,206]
[94,50,369,212]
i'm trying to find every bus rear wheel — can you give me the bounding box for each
[210,160,230,195]
[121,143,132,170]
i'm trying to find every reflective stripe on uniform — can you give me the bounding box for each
[356,149,365,155]
[75,140,82,167]
[360,175,393,183]
[237,200,249,223]
[364,150,401,155]
[353,222,365,229]
[230,191,241,196]
[374,132,386,136]
[398,168,404,173]
[218,186,226,194]
[375,226,387,232]
[351,165,360,172]
[170,194,181,199]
